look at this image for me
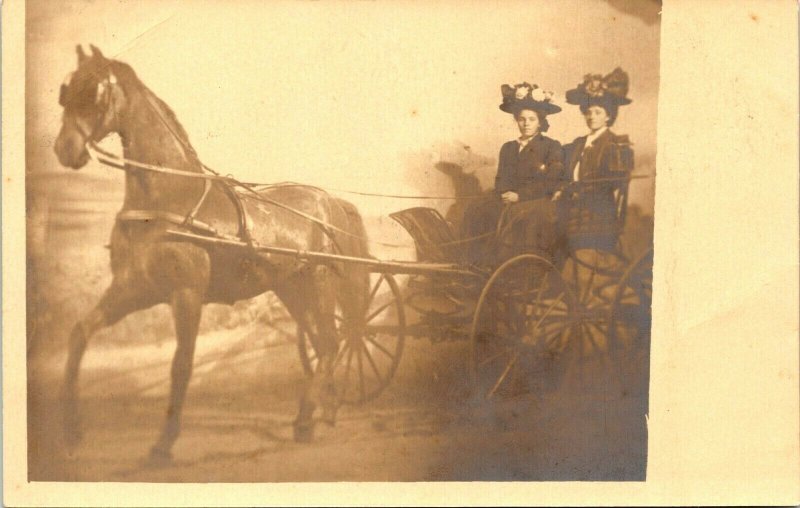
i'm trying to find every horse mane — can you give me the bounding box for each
[111,60,202,167]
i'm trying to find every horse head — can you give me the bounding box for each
[54,44,127,169]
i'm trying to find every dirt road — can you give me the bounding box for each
[28,323,648,482]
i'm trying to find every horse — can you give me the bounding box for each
[53,44,370,462]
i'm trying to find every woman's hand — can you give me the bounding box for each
[501,191,520,204]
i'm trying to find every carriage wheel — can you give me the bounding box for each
[469,254,576,401]
[608,248,653,394]
[559,248,629,383]
[297,272,405,404]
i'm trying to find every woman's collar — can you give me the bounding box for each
[584,126,609,146]
[517,132,542,144]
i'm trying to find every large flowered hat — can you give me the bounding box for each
[565,67,633,109]
[499,82,561,115]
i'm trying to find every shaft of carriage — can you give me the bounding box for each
[166,229,484,279]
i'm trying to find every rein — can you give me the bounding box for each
[86,143,382,248]
[87,142,238,183]
[86,143,652,252]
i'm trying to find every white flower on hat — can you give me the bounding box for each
[531,88,546,102]
[515,86,531,100]
[542,90,554,102]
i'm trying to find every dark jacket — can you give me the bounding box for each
[494,134,567,201]
[562,129,634,244]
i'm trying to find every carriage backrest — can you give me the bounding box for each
[389,207,462,263]
[611,138,634,231]
[613,173,630,232]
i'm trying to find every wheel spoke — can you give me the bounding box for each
[546,324,572,354]
[367,274,385,308]
[487,352,519,399]
[580,268,596,307]
[526,299,570,312]
[332,338,349,367]
[478,346,513,367]
[365,335,395,360]
[571,256,580,290]
[581,263,597,307]
[582,322,602,354]
[362,342,384,385]
[338,343,355,398]
[541,321,573,349]
[365,300,393,323]
[587,321,610,353]
[357,342,366,400]
[530,291,565,336]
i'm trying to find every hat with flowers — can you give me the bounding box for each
[499,82,561,115]
[565,67,633,109]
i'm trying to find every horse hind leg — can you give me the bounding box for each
[308,266,342,428]
[148,287,203,463]
[278,268,340,442]
[293,309,338,441]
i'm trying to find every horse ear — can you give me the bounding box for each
[76,44,87,63]
[90,44,105,60]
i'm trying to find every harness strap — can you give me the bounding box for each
[184,178,213,228]
[221,183,253,244]
[87,142,346,245]
[117,209,226,238]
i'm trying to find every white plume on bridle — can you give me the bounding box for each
[95,71,117,105]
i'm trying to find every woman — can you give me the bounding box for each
[561,68,635,252]
[463,81,566,263]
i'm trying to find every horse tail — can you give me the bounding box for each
[331,198,371,325]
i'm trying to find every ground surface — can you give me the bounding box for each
[28,319,648,482]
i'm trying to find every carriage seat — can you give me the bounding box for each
[389,207,463,263]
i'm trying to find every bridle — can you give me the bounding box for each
[61,69,256,243]
[60,70,119,145]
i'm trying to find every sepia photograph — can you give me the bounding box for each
[23,0,660,483]
[6,0,795,503]
[25,0,660,482]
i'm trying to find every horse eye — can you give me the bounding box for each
[62,80,97,111]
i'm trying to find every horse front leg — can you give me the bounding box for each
[62,308,106,448]
[149,287,203,463]
[62,284,151,449]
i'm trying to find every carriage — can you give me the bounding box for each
[161,170,653,405]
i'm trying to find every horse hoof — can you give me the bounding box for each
[293,423,315,443]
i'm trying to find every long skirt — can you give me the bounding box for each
[558,190,619,252]
[461,197,563,265]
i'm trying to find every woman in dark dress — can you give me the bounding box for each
[561,68,635,252]
[463,82,567,263]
